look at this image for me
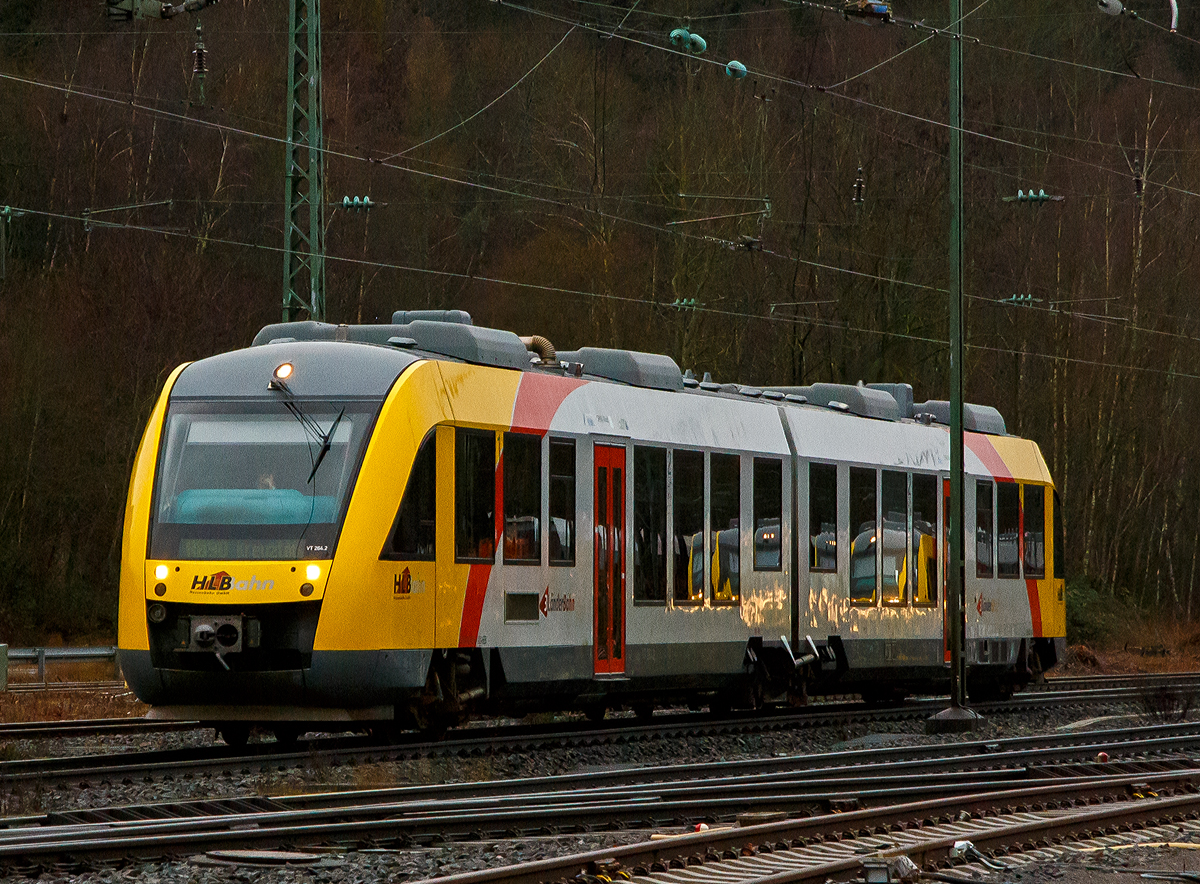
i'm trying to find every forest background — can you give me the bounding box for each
[0,0,1195,645]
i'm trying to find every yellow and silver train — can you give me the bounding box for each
[117,311,1066,743]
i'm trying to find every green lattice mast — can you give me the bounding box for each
[282,0,325,322]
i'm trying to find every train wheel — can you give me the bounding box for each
[218,724,250,747]
[632,703,654,721]
[584,704,607,723]
[273,725,300,746]
[411,704,453,739]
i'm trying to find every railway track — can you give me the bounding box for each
[0,668,1193,743]
[419,786,1200,884]
[3,725,1200,869]
[4,666,1195,743]
[0,671,1196,790]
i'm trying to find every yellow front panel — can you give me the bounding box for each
[118,364,189,653]
[314,362,447,651]
[145,560,328,603]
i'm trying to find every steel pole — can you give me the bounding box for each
[928,0,981,733]
[948,0,966,710]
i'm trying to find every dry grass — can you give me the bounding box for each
[0,653,146,723]
[0,689,148,724]
[1062,615,1200,676]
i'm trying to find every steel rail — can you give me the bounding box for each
[0,717,197,739]
[0,764,1196,865]
[1,691,1199,794]
[0,670,1190,746]
[412,781,1200,884]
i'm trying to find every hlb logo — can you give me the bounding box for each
[192,571,232,591]
[392,568,424,598]
[190,572,275,592]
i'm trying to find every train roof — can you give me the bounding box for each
[245,310,1008,436]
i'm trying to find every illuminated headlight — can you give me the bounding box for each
[274,362,294,381]
[155,564,169,580]
[306,564,321,580]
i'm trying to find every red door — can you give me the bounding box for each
[594,445,626,675]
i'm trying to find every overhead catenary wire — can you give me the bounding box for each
[13,201,1200,384]
[0,33,1185,326]
[0,70,954,295]
[2,3,1197,337]
[495,0,1200,204]
[379,23,579,161]
[2,5,1192,215]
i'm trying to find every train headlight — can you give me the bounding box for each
[300,583,314,597]
[274,362,294,381]
[154,583,167,597]
[306,564,320,580]
[154,564,168,580]
[147,603,167,624]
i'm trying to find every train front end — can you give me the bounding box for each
[117,339,420,742]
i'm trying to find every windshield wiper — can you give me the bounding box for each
[269,381,345,486]
[307,408,346,484]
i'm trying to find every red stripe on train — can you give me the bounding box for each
[1025,578,1042,635]
[459,563,492,648]
[511,373,587,436]
[965,433,1012,480]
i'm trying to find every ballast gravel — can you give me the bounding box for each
[0,700,1180,884]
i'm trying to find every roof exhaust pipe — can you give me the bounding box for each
[520,335,557,365]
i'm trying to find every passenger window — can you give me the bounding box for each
[881,470,907,605]
[710,453,740,603]
[382,431,436,560]
[1023,484,1045,578]
[549,438,575,565]
[976,480,994,578]
[809,463,837,573]
[912,473,938,605]
[455,428,495,562]
[633,446,667,602]
[673,450,704,603]
[997,482,1020,578]
[753,458,783,571]
[850,467,877,605]
[1053,490,1065,580]
[503,432,541,564]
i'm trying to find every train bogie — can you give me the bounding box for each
[116,313,1066,737]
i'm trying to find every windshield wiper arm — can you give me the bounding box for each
[307,408,346,484]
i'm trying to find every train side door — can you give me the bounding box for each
[593,445,626,675]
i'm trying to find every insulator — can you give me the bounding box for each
[853,166,865,204]
[193,24,207,75]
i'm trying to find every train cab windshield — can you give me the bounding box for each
[149,399,378,561]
